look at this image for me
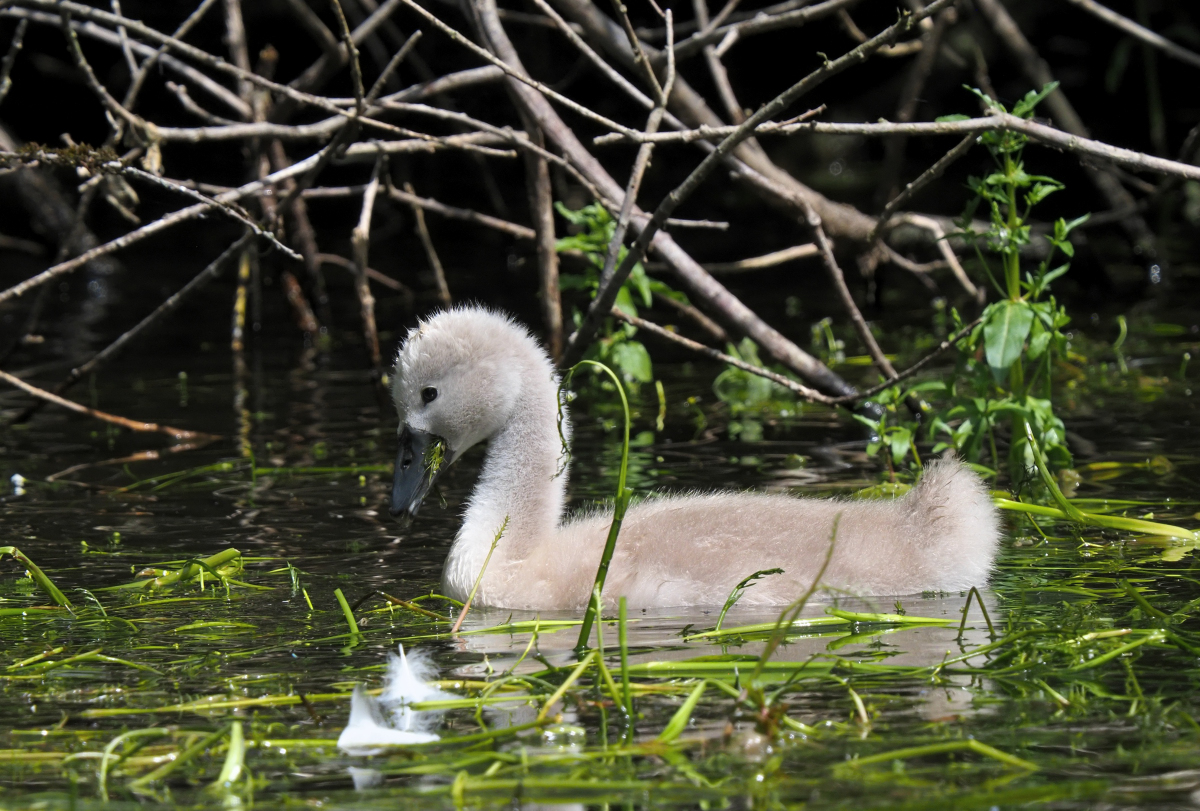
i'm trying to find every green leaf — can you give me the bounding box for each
[657,681,707,742]
[888,426,913,466]
[1060,213,1090,235]
[1027,319,1050,360]
[936,113,971,123]
[983,301,1034,371]
[628,262,653,308]
[1025,181,1062,207]
[614,285,638,317]
[1013,81,1060,118]
[611,340,653,383]
[1042,264,1070,286]
[964,85,1005,113]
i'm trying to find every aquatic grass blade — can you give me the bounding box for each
[537,651,595,722]
[714,568,783,632]
[102,548,243,592]
[206,721,245,793]
[1007,420,1197,541]
[334,588,360,638]
[619,597,633,723]
[452,516,508,633]
[657,681,707,742]
[845,739,1037,771]
[566,360,631,651]
[751,513,840,682]
[129,727,230,790]
[0,546,74,609]
[98,727,168,800]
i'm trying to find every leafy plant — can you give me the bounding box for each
[556,202,672,391]
[712,339,798,416]
[866,83,1088,478]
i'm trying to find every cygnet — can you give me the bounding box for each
[389,306,1001,609]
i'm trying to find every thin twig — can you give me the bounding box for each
[871,132,977,244]
[0,19,28,106]
[404,181,451,307]
[397,0,640,139]
[523,131,563,360]
[650,291,726,343]
[607,0,663,100]
[615,308,981,405]
[0,369,215,440]
[110,1,139,80]
[315,252,412,295]
[526,0,656,113]
[876,5,952,204]
[352,159,385,379]
[564,9,677,365]
[6,1,426,137]
[612,309,833,403]
[122,0,224,114]
[473,0,860,398]
[893,213,979,300]
[281,0,341,59]
[329,0,366,109]
[1062,0,1200,71]
[691,243,819,273]
[801,199,898,381]
[11,235,252,424]
[377,186,536,239]
[365,30,421,102]
[59,9,148,140]
[670,0,861,62]
[571,0,956,366]
[589,113,1200,181]
[120,167,302,259]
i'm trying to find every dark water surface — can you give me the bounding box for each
[3,310,1200,809]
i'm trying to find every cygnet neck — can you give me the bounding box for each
[443,368,566,599]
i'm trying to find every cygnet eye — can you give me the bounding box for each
[421,386,438,404]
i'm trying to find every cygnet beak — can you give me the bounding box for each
[390,425,448,520]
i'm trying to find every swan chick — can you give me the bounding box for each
[390,306,1002,610]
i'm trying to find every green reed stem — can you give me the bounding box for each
[105,548,243,591]
[334,588,359,637]
[618,597,633,721]
[0,546,73,609]
[129,727,230,789]
[1122,580,1170,620]
[589,585,627,717]
[452,516,508,634]
[206,721,245,793]
[538,651,595,722]
[567,360,631,652]
[751,513,840,682]
[846,738,1037,771]
[956,586,997,640]
[99,727,169,800]
[657,680,707,742]
[1011,420,1197,541]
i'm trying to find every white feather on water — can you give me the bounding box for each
[337,644,455,756]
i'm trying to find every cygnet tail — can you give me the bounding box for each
[904,455,1001,592]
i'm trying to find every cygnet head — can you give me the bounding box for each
[388,307,547,519]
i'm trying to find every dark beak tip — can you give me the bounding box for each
[391,425,442,524]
